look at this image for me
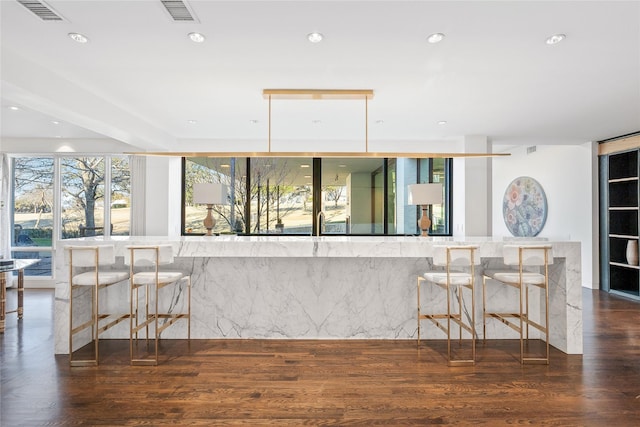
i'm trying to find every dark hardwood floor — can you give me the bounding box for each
[1,288,639,426]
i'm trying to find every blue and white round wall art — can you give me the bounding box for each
[502,176,548,237]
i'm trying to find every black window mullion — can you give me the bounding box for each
[244,157,251,234]
[383,158,388,234]
[312,158,322,235]
[181,157,186,235]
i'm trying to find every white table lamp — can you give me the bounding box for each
[193,183,228,236]
[408,183,443,236]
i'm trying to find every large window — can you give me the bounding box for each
[183,156,452,236]
[111,156,131,236]
[320,158,385,234]
[61,157,106,237]
[12,157,54,277]
[11,155,131,277]
[183,157,248,235]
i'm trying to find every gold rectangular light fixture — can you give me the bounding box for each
[127,88,508,158]
[126,151,510,158]
[262,89,374,100]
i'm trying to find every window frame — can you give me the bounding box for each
[182,156,453,237]
[9,154,132,280]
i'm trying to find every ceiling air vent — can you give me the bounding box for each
[17,0,63,21]
[527,146,537,155]
[160,0,198,22]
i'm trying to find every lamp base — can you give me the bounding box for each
[203,205,216,236]
[419,206,431,237]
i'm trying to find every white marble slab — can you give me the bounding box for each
[53,236,582,355]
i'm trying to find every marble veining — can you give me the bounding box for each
[53,236,583,355]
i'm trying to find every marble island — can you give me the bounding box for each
[54,236,582,355]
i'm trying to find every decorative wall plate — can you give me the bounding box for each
[503,176,547,237]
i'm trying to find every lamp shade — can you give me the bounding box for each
[193,183,228,205]
[408,183,443,205]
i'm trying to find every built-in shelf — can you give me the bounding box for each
[610,234,639,240]
[609,177,639,183]
[610,261,640,270]
[600,142,640,300]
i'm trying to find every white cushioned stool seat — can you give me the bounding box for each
[483,270,546,285]
[423,272,474,286]
[130,271,185,286]
[72,271,130,287]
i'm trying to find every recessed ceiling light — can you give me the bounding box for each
[438,120,447,125]
[187,119,197,124]
[304,175,311,179]
[307,32,324,43]
[68,32,88,43]
[312,119,322,124]
[375,120,384,124]
[546,34,566,45]
[188,32,206,43]
[51,120,60,125]
[300,164,310,168]
[55,135,62,138]
[427,33,445,44]
[250,119,259,124]
[221,164,230,168]
[8,106,20,111]
[339,164,347,168]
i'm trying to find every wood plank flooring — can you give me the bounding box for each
[1,289,639,425]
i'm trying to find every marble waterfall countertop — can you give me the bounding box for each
[54,235,582,355]
[56,235,581,259]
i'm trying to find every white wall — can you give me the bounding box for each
[144,156,182,236]
[452,136,492,237]
[492,143,595,288]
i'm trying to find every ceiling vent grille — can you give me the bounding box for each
[527,146,537,155]
[17,0,63,21]
[161,0,198,22]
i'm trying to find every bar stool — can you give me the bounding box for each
[66,245,130,367]
[482,244,553,364]
[125,245,191,366]
[417,245,479,366]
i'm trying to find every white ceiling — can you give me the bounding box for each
[1,0,639,154]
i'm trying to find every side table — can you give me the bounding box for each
[1,259,40,332]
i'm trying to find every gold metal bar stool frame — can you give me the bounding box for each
[126,245,191,366]
[417,245,479,366]
[66,245,130,367]
[482,244,552,365]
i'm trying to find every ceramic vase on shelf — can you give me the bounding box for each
[626,240,639,266]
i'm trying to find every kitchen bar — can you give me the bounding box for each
[53,236,582,355]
